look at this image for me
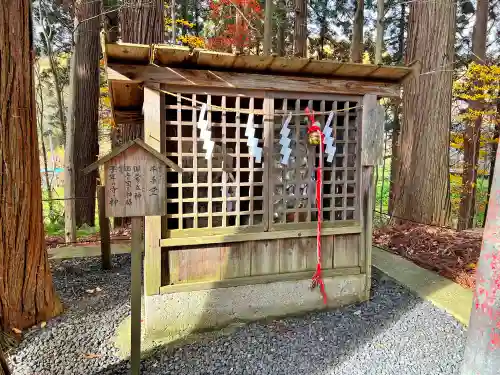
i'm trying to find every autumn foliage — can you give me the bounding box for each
[207,0,263,51]
[454,62,500,122]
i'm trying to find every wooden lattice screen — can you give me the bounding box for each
[165,92,266,230]
[164,90,360,232]
[270,96,360,226]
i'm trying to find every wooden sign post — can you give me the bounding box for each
[84,139,181,375]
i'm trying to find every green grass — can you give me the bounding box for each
[374,161,489,227]
[43,186,100,237]
[41,161,489,236]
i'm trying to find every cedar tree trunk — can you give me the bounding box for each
[0,0,62,332]
[294,0,307,57]
[277,0,287,56]
[119,0,164,141]
[392,0,456,225]
[117,0,164,227]
[388,2,405,214]
[0,348,10,375]
[73,0,100,227]
[120,0,164,45]
[350,0,364,63]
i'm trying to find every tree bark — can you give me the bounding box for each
[392,0,456,226]
[103,0,119,44]
[194,0,199,36]
[0,0,62,331]
[118,0,164,228]
[388,101,400,215]
[263,0,273,55]
[171,0,177,43]
[72,0,100,227]
[350,0,364,63]
[388,3,405,214]
[375,0,384,64]
[277,0,287,56]
[119,0,164,141]
[0,348,10,375]
[294,0,307,57]
[121,0,165,44]
[64,42,77,243]
[458,0,489,230]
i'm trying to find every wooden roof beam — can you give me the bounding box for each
[107,63,402,98]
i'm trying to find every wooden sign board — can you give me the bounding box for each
[84,138,181,218]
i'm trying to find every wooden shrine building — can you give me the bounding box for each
[103,43,414,338]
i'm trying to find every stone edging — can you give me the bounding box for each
[372,247,473,326]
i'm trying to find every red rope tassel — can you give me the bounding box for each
[306,108,327,305]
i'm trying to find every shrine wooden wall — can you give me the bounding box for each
[141,82,381,297]
[159,233,363,293]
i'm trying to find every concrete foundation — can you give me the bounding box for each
[144,274,367,340]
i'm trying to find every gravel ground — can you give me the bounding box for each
[8,254,466,375]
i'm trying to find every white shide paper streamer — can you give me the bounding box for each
[279,113,293,165]
[322,111,337,163]
[197,104,214,160]
[245,113,262,163]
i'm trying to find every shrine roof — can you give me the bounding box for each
[106,43,415,83]
[103,43,418,125]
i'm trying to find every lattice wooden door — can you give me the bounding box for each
[163,89,361,234]
[164,91,267,231]
[269,94,361,227]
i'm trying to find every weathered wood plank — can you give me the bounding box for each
[107,64,402,98]
[263,94,273,230]
[106,42,150,63]
[195,49,235,69]
[102,148,167,218]
[106,43,412,82]
[279,237,315,273]
[160,222,362,247]
[333,234,360,268]
[168,246,222,284]
[109,81,143,110]
[160,267,361,294]
[143,85,163,296]
[221,243,252,279]
[85,139,181,175]
[251,240,280,276]
[360,166,375,276]
[154,45,191,65]
[361,95,384,166]
[320,235,334,270]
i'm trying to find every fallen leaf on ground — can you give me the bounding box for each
[373,223,481,289]
[86,289,95,294]
[12,327,22,334]
[83,353,102,359]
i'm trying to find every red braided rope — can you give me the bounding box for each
[306,108,327,305]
